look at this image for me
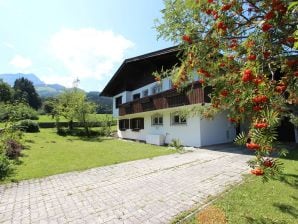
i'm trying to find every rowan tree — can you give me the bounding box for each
[155,0,297,180]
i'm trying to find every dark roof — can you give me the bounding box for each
[100,46,180,97]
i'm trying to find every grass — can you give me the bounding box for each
[175,144,298,224]
[37,114,113,123]
[2,128,176,183]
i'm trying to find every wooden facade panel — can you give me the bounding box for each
[119,84,205,116]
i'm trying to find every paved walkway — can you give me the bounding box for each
[0,145,252,224]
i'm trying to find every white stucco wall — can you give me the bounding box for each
[117,108,236,147]
[199,112,236,146]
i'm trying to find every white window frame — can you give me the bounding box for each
[171,112,187,125]
[142,89,149,97]
[151,84,162,95]
[151,114,163,126]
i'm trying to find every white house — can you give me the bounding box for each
[100,47,239,146]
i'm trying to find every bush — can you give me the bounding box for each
[0,102,38,122]
[4,139,24,159]
[17,120,40,133]
[0,154,11,180]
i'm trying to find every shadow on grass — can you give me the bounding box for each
[275,173,298,188]
[273,203,298,219]
[245,216,287,224]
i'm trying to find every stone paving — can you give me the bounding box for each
[0,145,252,224]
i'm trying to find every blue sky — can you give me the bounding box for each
[0,0,172,91]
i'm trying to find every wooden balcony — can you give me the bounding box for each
[119,83,210,116]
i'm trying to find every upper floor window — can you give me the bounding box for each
[151,114,163,126]
[115,96,122,109]
[171,112,187,125]
[130,118,144,131]
[142,89,149,97]
[152,84,162,95]
[133,93,140,100]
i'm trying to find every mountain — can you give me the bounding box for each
[0,73,45,86]
[0,73,112,113]
[87,91,112,114]
[0,73,66,97]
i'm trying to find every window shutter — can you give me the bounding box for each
[140,118,144,129]
[125,119,130,129]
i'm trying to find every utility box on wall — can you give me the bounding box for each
[146,134,165,146]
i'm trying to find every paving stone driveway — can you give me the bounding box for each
[0,145,252,224]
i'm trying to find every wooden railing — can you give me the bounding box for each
[119,83,208,116]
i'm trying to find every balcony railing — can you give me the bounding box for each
[119,82,209,116]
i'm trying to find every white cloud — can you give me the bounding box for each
[48,28,134,81]
[9,55,32,69]
[2,42,15,50]
[41,74,75,88]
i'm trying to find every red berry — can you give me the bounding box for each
[275,84,286,93]
[263,51,271,59]
[254,122,268,129]
[262,23,273,32]
[251,168,264,176]
[264,11,275,20]
[248,54,257,61]
[220,89,228,97]
[263,159,274,168]
[228,117,237,123]
[252,95,268,104]
[253,105,262,111]
[221,4,232,11]
[246,142,260,150]
[242,69,254,82]
[182,35,192,44]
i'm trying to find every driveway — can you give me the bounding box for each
[0,144,252,224]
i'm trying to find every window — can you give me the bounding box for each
[151,84,162,95]
[171,113,187,125]
[142,89,149,97]
[119,119,129,131]
[151,114,163,126]
[115,96,122,109]
[133,93,140,100]
[130,118,144,131]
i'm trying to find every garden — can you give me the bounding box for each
[0,80,176,183]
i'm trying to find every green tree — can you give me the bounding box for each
[13,77,41,109]
[155,0,297,179]
[0,80,13,102]
[54,89,96,136]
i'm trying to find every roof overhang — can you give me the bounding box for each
[100,46,180,97]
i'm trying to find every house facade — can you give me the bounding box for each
[100,47,237,147]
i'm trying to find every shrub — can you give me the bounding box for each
[4,139,24,159]
[0,102,38,122]
[0,154,11,180]
[17,120,40,133]
[169,138,184,152]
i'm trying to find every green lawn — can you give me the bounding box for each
[37,114,113,122]
[2,128,175,183]
[177,145,298,224]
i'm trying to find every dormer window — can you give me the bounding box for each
[133,93,140,100]
[142,89,149,97]
[115,96,122,108]
[152,84,162,95]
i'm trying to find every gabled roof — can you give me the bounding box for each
[100,46,180,97]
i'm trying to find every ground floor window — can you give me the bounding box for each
[119,119,129,131]
[130,118,144,131]
[151,114,163,126]
[171,112,187,125]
